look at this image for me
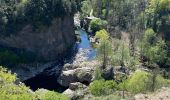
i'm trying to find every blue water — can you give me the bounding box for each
[77,30,96,60]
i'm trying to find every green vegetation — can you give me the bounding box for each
[0,48,36,66]
[95,29,112,69]
[40,91,68,100]
[89,80,118,96]
[0,0,170,99]
[0,66,68,100]
[141,28,168,66]
[127,70,170,94]
[90,19,107,33]
[0,66,36,100]
[0,0,81,35]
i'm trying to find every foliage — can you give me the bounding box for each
[126,70,170,94]
[0,48,36,66]
[82,0,148,31]
[96,30,112,69]
[0,66,37,100]
[140,28,168,65]
[0,0,81,35]
[80,0,92,19]
[111,39,139,69]
[146,0,170,35]
[126,70,151,94]
[0,66,69,100]
[95,29,109,40]
[94,66,103,80]
[90,19,107,33]
[42,91,69,100]
[89,80,118,96]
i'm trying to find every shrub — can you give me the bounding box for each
[94,66,103,80]
[89,80,118,96]
[42,91,68,100]
[90,19,107,33]
[126,70,170,94]
[126,70,151,94]
[0,66,37,100]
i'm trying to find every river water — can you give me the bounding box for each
[24,30,96,92]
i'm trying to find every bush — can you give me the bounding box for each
[90,19,107,33]
[89,80,118,96]
[126,70,170,94]
[0,48,37,66]
[0,66,37,100]
[42,91,68,100]
[126,70,151,94]
[0,48,20,65]
[140,28,168,66]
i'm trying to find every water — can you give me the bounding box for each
[77,29,96,60]
[24,29,96,92]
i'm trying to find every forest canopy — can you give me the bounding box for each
[0,0,81,35]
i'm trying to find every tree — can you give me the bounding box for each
[141,28,167,66]
[96,29,112,70]
[140,28,168,91]
[80,0,92,18]
[90,19,108,33]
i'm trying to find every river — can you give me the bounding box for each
[24,30,96,92]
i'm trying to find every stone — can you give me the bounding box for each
[76,67,94,84]
[0,15,76,61]
[103,66,114,80]
[63,89,75,99]
[57,69,77,87]
[69,82,87,91]
[57,67,94,87]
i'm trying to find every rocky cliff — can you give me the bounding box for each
[0,15,76,61]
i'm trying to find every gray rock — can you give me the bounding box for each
[103,66,114,80]
[76,67,94,84]
[69,82,87,91]
[0,15,75,61]
[57,69,77,87]
[63,89,75,99]
[64,82,88,100]
[57,67,94,87]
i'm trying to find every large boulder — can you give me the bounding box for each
[57,67,94,87]
[63,82,88,100]
[76,67,94,84]
[57,70,77,87]
[69,82,87,91]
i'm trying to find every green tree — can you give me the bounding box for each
[90,19,108,33]
[96,29,112,69]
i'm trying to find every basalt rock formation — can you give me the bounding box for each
[0,15,76,61]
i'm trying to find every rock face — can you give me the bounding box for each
[0,15,76,61]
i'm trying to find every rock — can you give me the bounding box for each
[58,64,95,87]
[134,94,147,100]
[64,82,88,100]
[63,89,75,99]
[58,67,94,87]
[69,82,87,91]
[76,67,94,84]
[57,69,77,87]
[103,66,114,80]
[0,15,76,61]
[12,62,56,81]
[63,63,74,71]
